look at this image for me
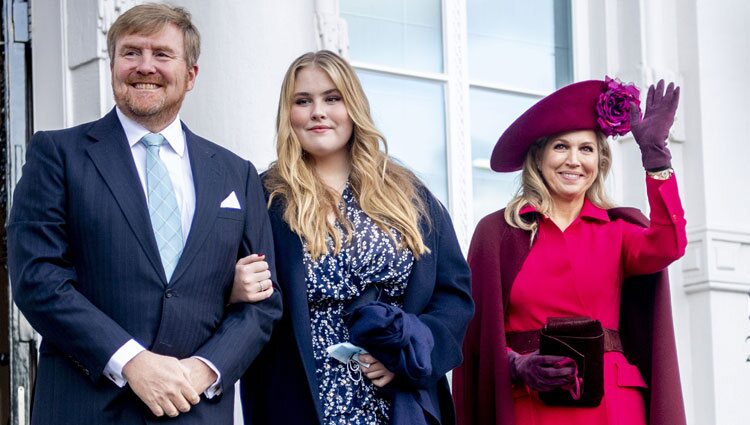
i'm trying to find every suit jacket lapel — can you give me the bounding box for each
[169,125,222,284]
[85,109,166,283]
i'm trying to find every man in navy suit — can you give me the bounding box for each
[7,3,281,423]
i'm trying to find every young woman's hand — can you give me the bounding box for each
[229,254,274,303]
[358,354,396,387]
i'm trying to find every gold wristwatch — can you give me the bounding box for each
[647,168,674,180]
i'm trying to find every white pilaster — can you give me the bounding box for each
[676,0,750,423]
[314,0,349,57]
[442,0,472,251]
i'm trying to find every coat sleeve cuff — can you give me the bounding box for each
[646,173,686,227]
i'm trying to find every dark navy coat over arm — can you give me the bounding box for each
[402,190,474,389]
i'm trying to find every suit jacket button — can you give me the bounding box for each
[165,290,174,298]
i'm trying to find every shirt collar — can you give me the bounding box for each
[518,198,610,222]
[579,198,610,222]
[116,107,186,157]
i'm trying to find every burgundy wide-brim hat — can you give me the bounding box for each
[490,80,611,172]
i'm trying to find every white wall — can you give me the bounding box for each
[173,0,317,170]
[677,0,750,423]
[30,0,66,130]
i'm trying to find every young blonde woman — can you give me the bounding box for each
[234,50,473,425]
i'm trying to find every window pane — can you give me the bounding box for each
[470,88,540,222]
[467,0,572,91]
[357,70,448,204]
[341,0,443,73]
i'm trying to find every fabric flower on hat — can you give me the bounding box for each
[596,76,641,137]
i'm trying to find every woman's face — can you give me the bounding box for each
[290,66,354,166]
[539,130,600,206]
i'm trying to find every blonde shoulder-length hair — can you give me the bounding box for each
[264,50,429,260]
[504,132,615,240]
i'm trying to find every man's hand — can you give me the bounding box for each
[179,358,219,395]
[122,350,200,417]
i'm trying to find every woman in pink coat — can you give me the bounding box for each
[453,78,687,425]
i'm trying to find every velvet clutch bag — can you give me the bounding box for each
[539,316,604,407]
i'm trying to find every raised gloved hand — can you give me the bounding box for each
[507,350,577,392]
[629,79,680,171]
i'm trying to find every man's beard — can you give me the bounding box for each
[122,94,167,117]
[114,83,186,127]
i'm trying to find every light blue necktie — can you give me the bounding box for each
[142,133,183,281]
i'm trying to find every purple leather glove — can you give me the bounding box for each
[629,79,680,171]
[507,350,577,392]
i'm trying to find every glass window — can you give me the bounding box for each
[341,0,447,204]
[341,0,443,73]
[467,0,572,92]
[340,0,573,227]
[357,70,448,204]
[470,88,541,221]
[469,0,573,223]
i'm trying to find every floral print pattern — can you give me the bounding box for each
[303,186,414,424]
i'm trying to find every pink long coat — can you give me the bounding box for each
[508,175,686,424]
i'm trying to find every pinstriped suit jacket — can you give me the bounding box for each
[7,108,282,424]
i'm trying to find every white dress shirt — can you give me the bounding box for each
[103,108,221,397]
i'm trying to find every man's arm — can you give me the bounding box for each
[7,131,134,380]
[8,132,199,417]
[190,160,283,388]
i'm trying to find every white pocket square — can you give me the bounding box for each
[220,191,241,209]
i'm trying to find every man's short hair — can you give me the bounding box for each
[107,2,201,67]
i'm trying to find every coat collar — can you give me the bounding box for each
[267,199,324,423]
[519,198,611,223]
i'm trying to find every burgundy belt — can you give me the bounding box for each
[505,328,623,354]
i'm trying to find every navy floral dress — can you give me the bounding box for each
[302,186,415,425]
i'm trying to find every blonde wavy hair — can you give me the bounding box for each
[505,131,615,240]
[265,50,429,260]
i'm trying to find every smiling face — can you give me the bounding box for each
[111,23,197,132]
[539,130,600,207]
[289,66,354,168]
